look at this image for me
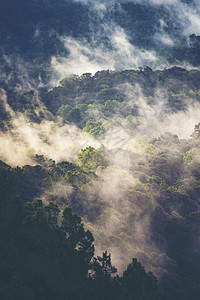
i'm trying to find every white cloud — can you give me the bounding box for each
[51,27,156,79]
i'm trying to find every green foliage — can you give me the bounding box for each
[1,106,200,298]
[56,104,72,121]
[122,258,160,300]
[0,171,161,300]
[61,205,94,256]
[84,120,105,137]
[77,147,107,173]
[34,154,55,168]
[58,74,80,89]
[183,148,200,165]
[96,87,125,103]
[57,103,88,126]
[0,193,95,299]
[124,115,139,129]
[2,1,200,298]
[34,106,54,121]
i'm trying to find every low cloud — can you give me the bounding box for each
[52,0,200,81]
[51,26,156,79]
[73,0,200,40]
[1,81,200,278]
[0,113,99,166]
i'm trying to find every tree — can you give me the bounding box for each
[192,122,200,139]
[88,251,117,300]
[77,146,107,173]
[90,251,117,280]
[121,258,161,300]
[61,205,94,260]
[84,120,105,137]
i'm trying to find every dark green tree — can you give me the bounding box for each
[121,258,161,300]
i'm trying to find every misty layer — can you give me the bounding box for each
[2,67,200,166]
[1,66,200,299]
[1,115,200,299]
[1,1,200,298]
[1,0,200,93]
[51,28,156,78]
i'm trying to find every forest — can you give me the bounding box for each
[1,0,200,299]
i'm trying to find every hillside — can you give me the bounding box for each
[1,1,200,299]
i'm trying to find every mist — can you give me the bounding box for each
[2,71,200,167]
[50,0,200,82]
[1,1,200,298]
[51,27,156,79]
[73,0,200,36]
[2,80,200,278]
[0,113,100,167]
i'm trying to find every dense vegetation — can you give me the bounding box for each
[0,0,200,88]
[1,67,200,298]
[1,0,200,299]
[2,66,200,126]
[0,163,162,299]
